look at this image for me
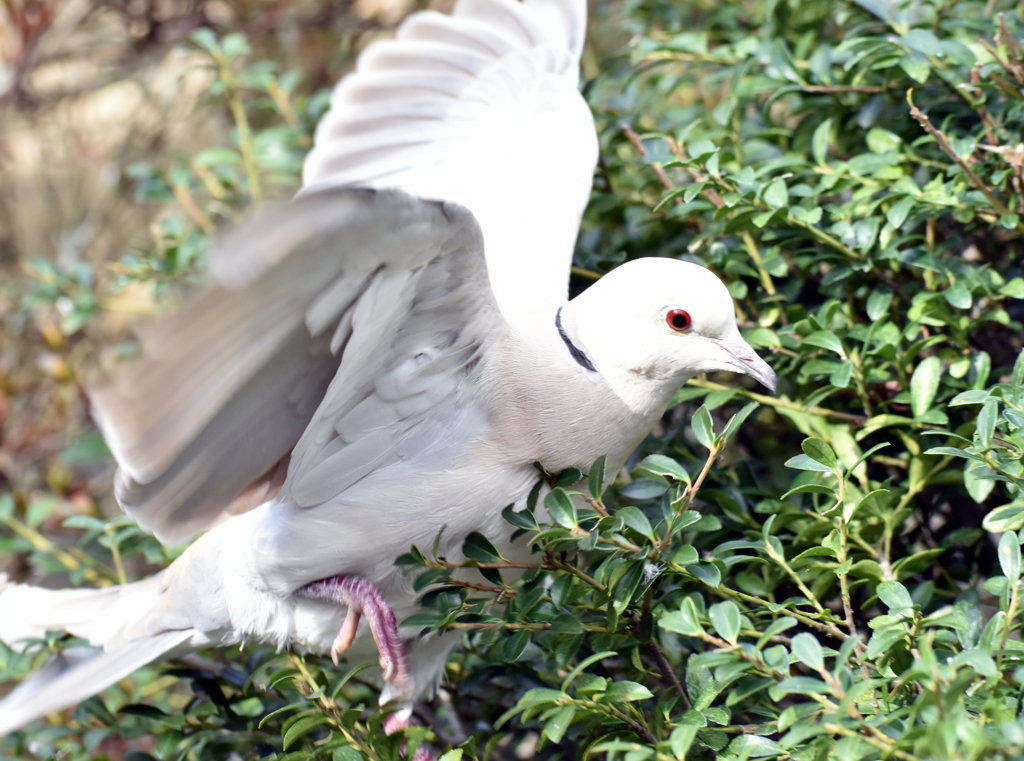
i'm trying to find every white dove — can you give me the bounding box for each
[0,0,776,748]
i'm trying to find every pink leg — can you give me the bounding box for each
[295,575,433,760]
[295,575,412,696]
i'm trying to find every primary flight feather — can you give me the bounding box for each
[0,0,776,747]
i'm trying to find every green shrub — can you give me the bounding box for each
[4,1,1024,759]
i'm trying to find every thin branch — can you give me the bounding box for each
[686,378,868,425]
[907,88,1024,234]
[801,83,888,94]
[621,122,676,192]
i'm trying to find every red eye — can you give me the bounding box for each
[666,309,692,332]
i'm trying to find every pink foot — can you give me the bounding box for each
[384,711,435,761]
[296,575,433,760]
[295,575,412,696]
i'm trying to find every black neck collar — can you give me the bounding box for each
[555,307,596,372]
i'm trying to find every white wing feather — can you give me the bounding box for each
[301,0,595,323]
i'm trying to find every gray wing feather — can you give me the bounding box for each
[284,229,494,508]
[90,189,497,544]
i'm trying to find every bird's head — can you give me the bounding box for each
[562,258,777,401]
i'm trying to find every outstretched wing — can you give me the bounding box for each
[302,0,595,324]
[90,189,501,544]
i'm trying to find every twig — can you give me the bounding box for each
[171,183,215,234]
[647,638,689,706]
[907,88,1024,234]
[654,441,721,557]
[446,621,616,634]
[208,46,263,204]
[427,560,537,570]
[571,265,602,281]
[686,378,868,425]
[801,84,887,94]
[0,512,110,583]
[621,122,676,192]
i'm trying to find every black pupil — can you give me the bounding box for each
[671,311,690,329]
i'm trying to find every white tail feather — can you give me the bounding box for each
[0,632,193,736]
[0,576,199,734]
[0,576,165,649]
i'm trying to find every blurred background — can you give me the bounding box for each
[0,0,448,583]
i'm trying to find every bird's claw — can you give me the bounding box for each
[330,606,362,665]
[296,574,412,694]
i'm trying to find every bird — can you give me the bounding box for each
[0,0,777,750]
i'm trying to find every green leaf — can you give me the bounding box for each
[944,280,972,309]
[660,596,705,635]
[757,617,798,648]
[830,360,853,388]
[190,27,219,51]
[858,413,916,438]
[670,726,700,758]
[867,626,907,659]
[545,488,577,528]
[721,402,760,444]
[812,118,832,166]
[998,532,1021,580]
[790,204,822,224]
[965,464,997,503]
[708,600,741,644]
[588,454,607,500]
[790,632,825,672]
[983,504,1024,533]
[866,127,901,153]
[950,390,992,406]
[220,32,251,59]
[876,580,914,612]
[542,704,575,742]
[951,649,998,678]
[849,0,894,22]
[692,405,715,449]
[900,28,943,56]
[977,399,998,448]
[910,356,943,418]
[801,437,838,470]
[784,453,834,473]
[620,479,668,500]
[617,505,654,540]
[691,561,721,587]
[194,146,242,168]
[281,712,329,750]
[802,330,844,356]
[600,681,654,702]
[635,454,690,484]
[503,504,538,531]
[763,178,788,208]
[900,51,931,82]
[886,197,915,230]
[724,735,783,758]
[769,676,830,700]
[671,544,699,565]
[782,483,836,498]
[462,532,503,563]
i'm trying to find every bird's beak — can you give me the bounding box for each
[712,337,778,394]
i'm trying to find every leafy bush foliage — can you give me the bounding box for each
[4,1,1024,759]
